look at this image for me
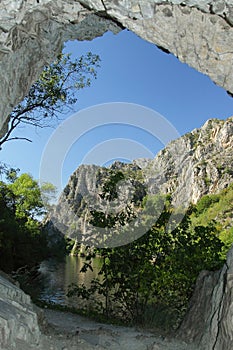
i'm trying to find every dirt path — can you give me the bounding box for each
[34,308,199,350]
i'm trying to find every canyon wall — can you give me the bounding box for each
[51,117,233,242]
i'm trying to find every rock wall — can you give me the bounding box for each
[0,0,233,134]
[52,117,233,240]
[0,272,41,350]
[0,118,233,348]
[49,117,233,349]
[144,116,233,206]
[179,244,233,350]
[0,0,121,136]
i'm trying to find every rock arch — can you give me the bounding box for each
[0,0,233,135]
[0,1,233,349]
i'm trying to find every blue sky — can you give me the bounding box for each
[1,29,233,190]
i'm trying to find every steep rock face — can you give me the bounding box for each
[179,244,233,350]
[0,0,233,134]
[143,117,233,207]
[51,117,233,239]
[0,2,233,348]
[0,273,41,350]
[0,117,233,349]
[49,162,146,245]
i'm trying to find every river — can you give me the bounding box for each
[26,256,103,309]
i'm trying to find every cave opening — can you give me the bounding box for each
[1,29,233,184]
[0,4,233,347]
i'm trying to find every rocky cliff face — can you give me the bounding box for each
[0,0,233,134]
[179,244,233,350]
[0,272,41,350]
[143,116,233,206]
[50,116,233,244]
[49,162,147,247]
[1,1,233,347]
[49,116,233,350]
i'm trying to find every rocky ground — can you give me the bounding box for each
[30,308,199,350]
[0,272,198,350]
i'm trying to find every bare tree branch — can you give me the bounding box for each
[4,137,33,143]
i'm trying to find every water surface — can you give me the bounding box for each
[30,255,103,309]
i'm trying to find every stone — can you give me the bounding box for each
[0,1,233,134]
[1,118,233,348]
[144,117,233,207]
[0,274,41,349]
[50,117,233,242]
[179,244,233,350]
[46,117,233,349]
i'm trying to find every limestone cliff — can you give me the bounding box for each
[1,1,233,347]
[143,116,233,206]
[45,116,233,350]
[50,116,233,243]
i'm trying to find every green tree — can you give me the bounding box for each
[40,182,57,210]
[0,52,100,148]
[194,194,220,215]
[69,199,224,329]
[0,169,50,272]
[0,182,19,271]
[9,173,44,220]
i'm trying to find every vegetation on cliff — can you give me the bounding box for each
[67,168,233,329]
[191,183,233,255]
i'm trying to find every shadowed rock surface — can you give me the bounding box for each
[0,274,41,349]
[179,244,233,349]
[0,0,233,133]
[0,272,198,349]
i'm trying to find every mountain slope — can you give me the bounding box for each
[191,183,233,252]
[49,116,233,242]
[141,116,233,207]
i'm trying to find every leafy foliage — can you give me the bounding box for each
[68,198,224,329]
[0,167,49,272]
[67,166,233,329]
[100,170,125,201]
[191,183,233,254]
[9,173,44,219]
[0,52,100,148]
[40,182,58,210]
[194,194,220,215]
